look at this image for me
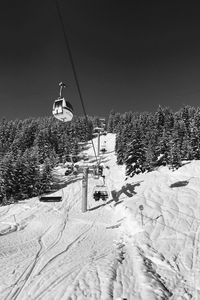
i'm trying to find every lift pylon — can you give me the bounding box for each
[82,167,89,212]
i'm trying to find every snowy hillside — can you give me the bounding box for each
[0,133,200,299]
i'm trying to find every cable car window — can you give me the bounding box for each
[54,100,63,108]
[65,101,73,111]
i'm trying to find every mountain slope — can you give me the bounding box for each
[0,134,200,299]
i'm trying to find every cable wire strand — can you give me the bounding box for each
[55,0,99,165]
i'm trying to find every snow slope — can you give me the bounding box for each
[0,133,200,299]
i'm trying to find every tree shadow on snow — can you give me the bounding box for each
[170,180,189,188]
[111,181,142,204]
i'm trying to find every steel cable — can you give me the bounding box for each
[55,0,99,165]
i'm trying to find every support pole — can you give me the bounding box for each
[139,205,144,227]
[82,167,88,213]
[13,214,17,224]
[140,210,144,227]
[97,132,100,156]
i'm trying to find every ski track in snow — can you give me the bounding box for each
[0,134,134,300]
[2,134,200,299]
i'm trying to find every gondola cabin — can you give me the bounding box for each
[52,97,73,122]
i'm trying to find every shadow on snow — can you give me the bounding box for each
[89,181,142,211]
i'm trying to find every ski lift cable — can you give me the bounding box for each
[55,0,99,166]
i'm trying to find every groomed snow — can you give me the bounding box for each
[0,134,200,299]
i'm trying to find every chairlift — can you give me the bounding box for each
[93,184,109,201]
[100,143,107,152]
[100,147,107,153]
[93,168,99,179]
[65,163,79,176]
[73,164,79,175]
[39,189,63,202]
[39,195,62,202]
[93,165,103,179]
[78,142,86,151]
[99,118,106,123]
[93,127,103,134]
[92,132,99,138]
[78,141,87,146]
[93,174,109,201]
[66,154,79,164]
[83,154,89,161]
[100,140,107,153]
[65,165,74,176]
[52,82,73,122]
[93,190,101,201]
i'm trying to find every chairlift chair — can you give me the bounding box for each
[100,144,107,153]
[66,154,79,164]
[100,190,109,201]
[64,161,74,175]
[83,154,89,161]
[92,174,109,201]
[98,165,103,176]
[39,189,63,202]
[78,141,86,147]
[65,167,73,176]
[93,127,103,134]
[93,168,99,179]
[93,184,109,201]
[92,132,98,138]
[39,195,62,202]
[93,165,103,179]
[99,118,106,123]
[93,191,101,201]
[73,164,79,175]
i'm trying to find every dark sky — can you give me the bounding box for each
[1,1,200,120]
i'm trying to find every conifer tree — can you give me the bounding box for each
[144,134,158,171]
[155,105,165,131]
[125,131,146,177]
[107,110,116,132]
[39,157,54,194]
[169,132,182,170]
[0,152,15,202]
[190,126,200,159]
[20,148,41,198]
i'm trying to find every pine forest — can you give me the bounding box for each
[1,105,200,204]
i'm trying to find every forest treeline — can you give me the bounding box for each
[0,115,102,204]
[107,105,200,177]
[1,105,200,204]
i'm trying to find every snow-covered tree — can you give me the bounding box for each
[125,131,146,177]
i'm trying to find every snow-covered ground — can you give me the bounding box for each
[1,134,200,299]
